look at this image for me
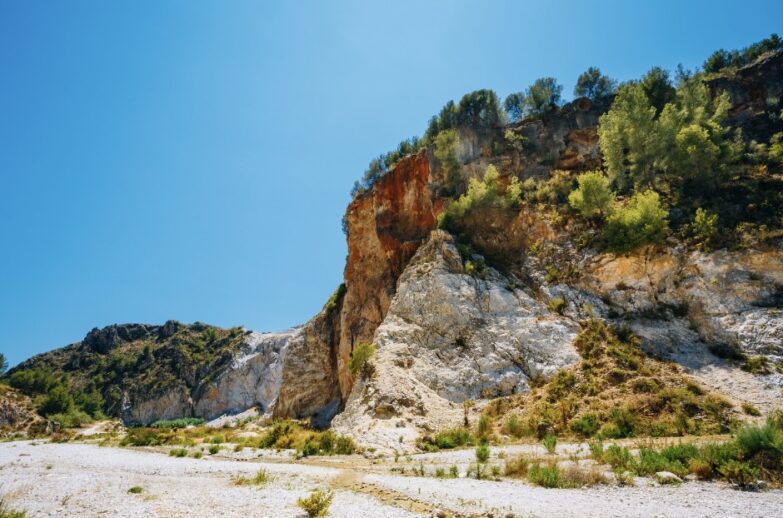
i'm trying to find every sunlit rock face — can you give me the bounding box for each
[332,230,581,451]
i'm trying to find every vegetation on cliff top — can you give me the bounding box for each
[346,33,783,256]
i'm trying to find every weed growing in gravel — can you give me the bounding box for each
[542,434,557,454]
[0,493,27,518]
[127,486,143,494]
[296,489,334,517]
[742,403,761,416]
[233,469,270,486]
[169,448,187,458]
[475,444,490,463]
[208,445,220,455]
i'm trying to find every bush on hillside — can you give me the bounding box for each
[348,343,376,377]
[603,190,668,252]
[434,129,462,194]
[568,170,614,218]
[438,165,521,230]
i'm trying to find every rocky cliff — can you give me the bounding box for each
[8,50,783,442]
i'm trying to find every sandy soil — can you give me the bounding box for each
[2,440,782,517]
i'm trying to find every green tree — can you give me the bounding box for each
[599,76,739,192]
[568,170,614,218]
[598,83,659,191]
[639,67,675,114]
[455,89,504,129]
[37,385,75,416]
[657,80,740,191]
[524,77,563,115]
[8,368,58,395]
[603,190,668,253]
[574,67,617,100]
[0,353,7,376]
[434,129,462,194]
[504,92,527,122]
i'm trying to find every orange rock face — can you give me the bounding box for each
[338,152,437,398]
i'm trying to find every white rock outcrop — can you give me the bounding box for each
[333,231,581,451]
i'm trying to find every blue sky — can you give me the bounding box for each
[1,1,781,367]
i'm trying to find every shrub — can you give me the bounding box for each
[561,465,608,487]
[426,428,475,450]
[0,494,27,518]
[8,368,58,395]
[169,448,187,457]
[568,171,614,219]
[719,460,760,487]
[504,455,531,477]
[603,190,668,253]
[506,415,522,437]
[191,451,203,459]
[569,413,600,437]
[735,420,783,461]
[296,489,334,517]
[742,403,762,416]
[547,297,566,314]
[608,407,636,438]
[208,445,220,455]
[637,447,687,477]
[127,486,143,494]
[348,343,376,377]
[542,434,557,454]
[151,418,205,429]
[475,444,490,463]
[334,435,356,455]
[691,208,718,249]
[36,385,74,416]
[528,463,561,488]
[121,428,166,447]
[47,409,92,428]
[438,165,521,229]
[233,469,270,486]
[477,415,491,438]
[588,440,604,461]
[601,445,636,472]
[742,356,771,375]
[324,284,346,312]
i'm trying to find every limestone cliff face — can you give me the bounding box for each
[574,246,783,413]
[338,153,438,398]
[120,304,344,426]
[707,50,783,142]
[332,231,581,450]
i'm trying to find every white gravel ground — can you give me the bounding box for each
[0,441,415,517]
[366,473,783,518]
[2,441,783,517]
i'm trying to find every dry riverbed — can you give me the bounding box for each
[1,440,782,517]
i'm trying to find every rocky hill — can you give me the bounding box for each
[6,47,783,450]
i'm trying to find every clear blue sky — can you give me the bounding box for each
[1,1,780,367]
